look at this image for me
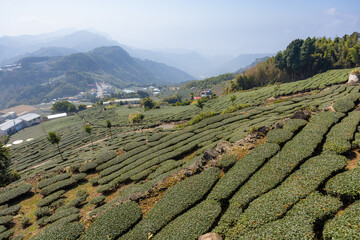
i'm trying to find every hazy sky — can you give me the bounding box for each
[0,0,359,56]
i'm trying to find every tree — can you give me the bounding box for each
[230,95,236,105]
[194,100,204,113]
[128,112,145,131]
[84,125,94,149]
[51,100,77,114]
[106,120,113,139]
[190,93,194,100]
[47,132,64,161]
[78,104,87,111]
[0,142,11,185]
[141,97,156,111]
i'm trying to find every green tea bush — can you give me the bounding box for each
[226,154,347,237]
[79,161,98,173]
[0,184,32,205]
[37,190,65,207]
[323,111,360,154]
[282,119,308,132]
[0,215,13,225]
[40,173,86,196]
[148,160,185,180]
[153,200,221,240]
[130,166,158,181]
[80,201,141,240]
[266,129,294,145]
[208,143,280,201]
[90,196,105,206]
[325,167,360,199]
[50,198,65,208]
[30,221,84,240]
[218,154,238,170]
[323,200,360,239]
[123,168,220,240]
[0,225,6,234]
[333,92,360,113]
[0,204,20,216]
[45,207,79,224]
[0,229,15,240]
[38,173,72,189]
[34,207,51,219]
[122,141,147,151]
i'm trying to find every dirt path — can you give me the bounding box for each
[346,149,360,170]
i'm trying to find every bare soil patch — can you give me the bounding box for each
[0,105,37,116]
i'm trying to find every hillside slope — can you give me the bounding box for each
[2,69,360,240]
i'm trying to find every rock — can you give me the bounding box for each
[202,149,220,161]
[215,141,232,153]
[290,110,310,120]
[272,121,284,129]
[198,232,223,240]
[257,126,270,134]
[129,192,146,201]
[348,73,360,83]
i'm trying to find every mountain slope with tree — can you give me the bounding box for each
[0,46,194,109]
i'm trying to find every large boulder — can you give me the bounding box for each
[290,110,311,120]
[199,232,223,240]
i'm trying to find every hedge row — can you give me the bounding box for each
[34,207,51,219]
[122,141,147,152]
[226,153,347,237]
[333,92,360,113]
[38,173,72,189]
[323,200,360,239]
[325,167,360,199]
[0,184,32,205]
[323,111,360,154]
[130,165,158,181]
[0,204,20,216]
[80,201,141,240]
[234,216,315,240]
[0,215,13,225]
[37,190,65,207]
[266,129,294,145]
[90,196,105,206]
[45,207,79,224]
[216,111,339,233]
[122,168,220,240]
[147,132,167,143]
[282,119,308,132]
[153,200,221,240]
[30,221,84,240]
[0,229,15,240]
[208,143,280,202]
[79,151,117,173]
[0,225,6,233]
[40,173,86,196]
[287,191,342,222]
[148,160,185,180]
[218,154,238,170]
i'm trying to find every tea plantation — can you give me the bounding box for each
[1,68,360,239]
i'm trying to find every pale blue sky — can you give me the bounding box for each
[0,0,359,55]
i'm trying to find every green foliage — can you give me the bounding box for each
[174,111,216,129]
[282,119,308,132]
[226,154,347,237]
[123,168,220,240]
[153,200,221,240]
[52,100,77,113]
[266,129,294,145]
[218,154,238,170]
[80,201,142,240]
[221,104,250,114]
[0,184,32,205]
[40,173,86,196]
[0,215,13,225]
[141,97,156,110]
[83,125,92,134]
[21,216,30,228]
[37,190,65,207]
[0,229,15,240]
[45,207,79,224]
[47,132,64,161]
[326,167,360,199]
[323,111,360,154]
[30,221,84,240]
[128,112,145,124]
[0,204,20,216]
[90,196,106,206]
[0,142,11,186]
[208,143,280,202]
[34,207,51,219]
[38,173,72,189]
[323,200,360,239]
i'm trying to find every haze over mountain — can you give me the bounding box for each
[1,30,272,78]
[0,46,193,109]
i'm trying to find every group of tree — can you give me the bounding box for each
[183,73,235,90]
[141,97,158,111]
[0,142,20,186]
[227,32,360,92]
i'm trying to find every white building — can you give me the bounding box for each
[47,113,67,120]
[19,113,42,127]
[114,98,141,104]
[0,119,25,135]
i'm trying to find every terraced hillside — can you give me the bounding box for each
[1,68,360,239]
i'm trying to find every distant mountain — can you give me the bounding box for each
[0,46,194,109]
[236,56,270,73]
[0,30,118,64]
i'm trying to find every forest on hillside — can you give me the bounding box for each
[228,32,360,92]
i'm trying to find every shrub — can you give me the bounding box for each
[34,207,51,219]
[0,215,13,225]
[323,200,360,239]
[90,196,106,206]
[38,173,72,189]
[325,167,360,199]
[45,207,79,224]
[50,198,65,208]
[226,154,347,237]
[0,184,32,205]
[79,201,141,240]
[37,190,65,207]
[0,204,21,216]
[153,200,221,240]
[266,129,294,145]
[40,173,86,196]
[333,92,360,113]
[0,229,15,240]
[174,111,216,129]
[123,168,220,240]
[282,119,307,132]
[79,161,98,173]
[21,216,30,228]
[148,160,185,180]
[29,221,84,240]
[218,154,238,170]
[0,225,6,234]
[208,143,280,201]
